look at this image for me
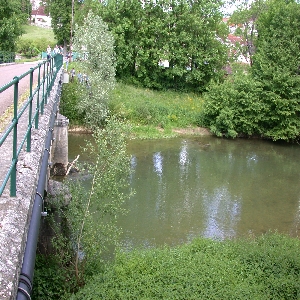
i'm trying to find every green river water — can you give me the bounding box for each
[68,133,300,249]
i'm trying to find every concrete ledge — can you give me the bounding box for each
[0,69,63,299]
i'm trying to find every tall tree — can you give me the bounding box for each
[42,0,83,48]
[73,11,116,129]
[203,0,300,141]
[49,0,72,47]
[0,0,29,51]
[251,0,300,141]
[78,0,228,92]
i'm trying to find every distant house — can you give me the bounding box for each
[223,18,250,65]
[31,4,51,28]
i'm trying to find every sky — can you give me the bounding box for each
[222,0,254,16]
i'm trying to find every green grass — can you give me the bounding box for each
[61,76,206,138]
[109,82,204,138]
[71,233,300,300]
[21,25,56,43]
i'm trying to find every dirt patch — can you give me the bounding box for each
[68,125,93,134]
[172,127,212,136]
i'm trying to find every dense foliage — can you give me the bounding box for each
[32,255,75,299]
[71,233,300,299]
[0,0,31,52]
[77,0,228,92]
[202,0,300,141]
[251,0,300,141]
[60,80,85,125]
[42,0,83,47]
[202,65,263,138]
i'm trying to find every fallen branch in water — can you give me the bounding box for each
[66,155,80,175]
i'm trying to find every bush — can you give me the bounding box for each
[202,65,300,141]
[70,233,300,300]
[16,38,51,58]
[60,80,85,125]
[201,70,263,138]
[32,255,74,300]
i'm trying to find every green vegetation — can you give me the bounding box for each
[76,0,228,92]
[33,233,300,300]
[43,0,83,47]
[35,0,300,298]
[61,79,205,139]
[0,0,31,52]
[72,12,116,130]
[33,12,133,300]
[21,25,56,42]
[71,233,300,300]
[109,82,204,138]
[204,0,300,142]
[16,25,57,58]
[60,80,84,125]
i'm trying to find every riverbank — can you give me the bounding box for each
[68,124,212,138]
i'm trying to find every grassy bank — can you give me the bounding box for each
[71,233,300,299]
[109,82,204,138]
[61,77,206,138]
[21,25,56,43]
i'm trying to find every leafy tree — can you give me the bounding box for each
[251,0,300,141]
[48,0,72,47]
[202,65,263,138]
[20,0,32,19]
[42,0,83,48]
[50,117,132,287]
[72,11,116,129]
[0,0,30,51]
[79,0,228,92]
[203,0,300,142]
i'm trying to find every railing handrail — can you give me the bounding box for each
[0,54,63,196]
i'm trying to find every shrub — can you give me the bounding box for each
[60,80,85,125]
[201,70,263,138]
[16,38,51,58]
[70,233,300,300]
[32,255,74,300]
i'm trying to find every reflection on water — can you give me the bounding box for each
[202,186,241,239]
[68,133,300,250]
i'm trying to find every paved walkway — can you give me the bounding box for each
[0,62,43,115]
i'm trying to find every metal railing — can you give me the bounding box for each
[0,51,15,64]
[0,54,63,196]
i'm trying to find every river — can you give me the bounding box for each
[68,133,300,250]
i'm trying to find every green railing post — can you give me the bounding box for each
[42,63,46,114]
[35,64,41,129]
[45,61,49,105]
[27,68,34,152]
[11,76,19,197]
